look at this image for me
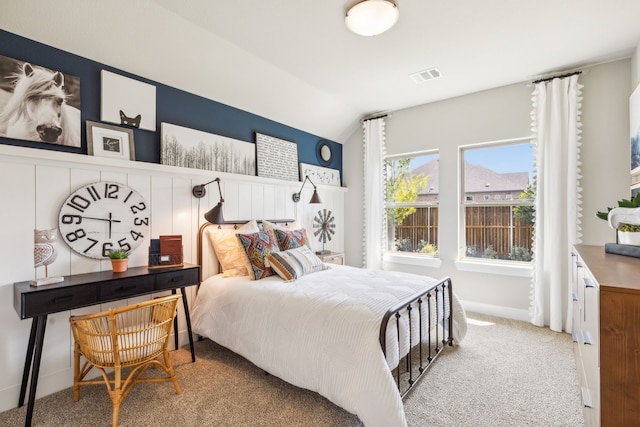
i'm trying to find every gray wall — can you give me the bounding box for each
[343,59,632,321]
[634,43,640,87]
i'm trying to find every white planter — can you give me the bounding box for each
[608,207,640,229]
[618,231,640,246]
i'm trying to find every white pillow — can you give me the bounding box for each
[266,246,327,282]
[207,220,259,277]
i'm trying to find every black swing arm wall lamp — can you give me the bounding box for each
[292,175,322,204]
[192,177,225,224]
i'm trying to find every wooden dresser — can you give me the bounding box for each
[571,245,640,426]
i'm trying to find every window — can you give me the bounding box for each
[461,140,534,262]
[385,151,439,256]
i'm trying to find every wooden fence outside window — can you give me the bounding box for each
[390,206,533,260]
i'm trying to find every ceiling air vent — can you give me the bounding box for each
[409,67,442,83]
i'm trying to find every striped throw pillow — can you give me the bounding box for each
[266,246,327,282]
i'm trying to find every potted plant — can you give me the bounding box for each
[596,194,640,245]
[108,248,129,272]
[616,222,640,245]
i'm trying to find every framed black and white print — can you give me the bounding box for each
[0,54,81,148]
[86,120,135,161]
[100,70,156,131]
[299,162,341,186]
[255,133,299,181]
[160,122,255,175]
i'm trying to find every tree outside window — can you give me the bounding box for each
[385,153,438,256]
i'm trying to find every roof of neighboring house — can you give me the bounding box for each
[411,159,529,195]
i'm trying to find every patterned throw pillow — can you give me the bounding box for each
[237,230,280,280]
[274,228,309,250]
[207,220,259,277]
[266,246,327,282]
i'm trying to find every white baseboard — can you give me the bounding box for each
[461,300,530,322]
[0,367,73,413]
[0,330,191,413]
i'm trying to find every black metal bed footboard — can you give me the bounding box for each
[379,276,454,399]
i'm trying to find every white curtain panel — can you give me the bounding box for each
[530,74,583,332]
[362,118,386,269]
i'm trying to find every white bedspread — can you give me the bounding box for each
[191,264,467,427]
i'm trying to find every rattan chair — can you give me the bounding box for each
[69,295,183,427]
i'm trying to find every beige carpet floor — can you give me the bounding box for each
[0,313,584,426]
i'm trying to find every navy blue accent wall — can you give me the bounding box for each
[0,29,342,178]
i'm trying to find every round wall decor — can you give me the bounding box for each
[316,140,332,166]
[58,182,149,259]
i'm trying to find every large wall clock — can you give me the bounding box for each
[58,181,149,259]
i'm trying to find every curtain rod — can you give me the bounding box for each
[531,70,582,85]
[361,113,390,123]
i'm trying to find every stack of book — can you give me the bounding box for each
[149,235,183,268]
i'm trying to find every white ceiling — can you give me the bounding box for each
[152,0,640,140]
[3,1,640,143]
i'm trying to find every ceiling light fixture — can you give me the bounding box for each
[345,0,399,37]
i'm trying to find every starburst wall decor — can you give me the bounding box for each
[313,209,335,254]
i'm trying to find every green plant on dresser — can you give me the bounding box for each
[108,249,129,272]
[596,194,640,245]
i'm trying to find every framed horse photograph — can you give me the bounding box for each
[0,54,81,147]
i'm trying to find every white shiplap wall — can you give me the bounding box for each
[0,144,345,411]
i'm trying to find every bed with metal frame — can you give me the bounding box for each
[193,220,466,426]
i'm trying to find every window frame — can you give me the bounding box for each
[383,149,440,261]
[458,137,534,265]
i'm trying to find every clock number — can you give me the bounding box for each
[61,214,82,224]
[123,190,133,203]
[117,238,132,252]
[130,202,147,214]
[83,238,98,254]
[86,185,101,201]
[65,228,86,242]
[104,183,119,199]
[66,195,91,213]
[102,242,114,257]
[130,230,144,241]
[134,217,149,226]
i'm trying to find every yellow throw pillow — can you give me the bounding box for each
[207,220,259,277]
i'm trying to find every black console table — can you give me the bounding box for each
[13,263,200,427]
